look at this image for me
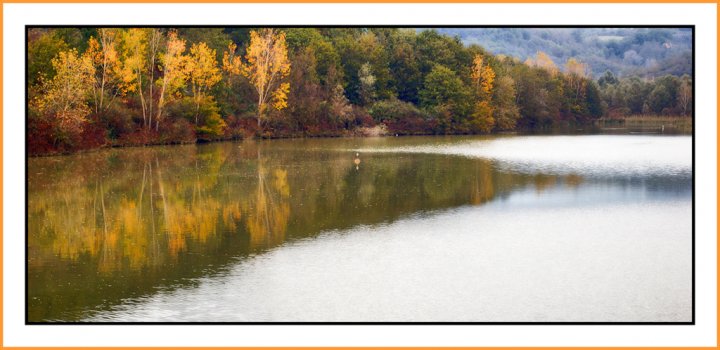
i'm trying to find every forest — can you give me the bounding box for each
[438,28,692,78]
[27,27,693,155]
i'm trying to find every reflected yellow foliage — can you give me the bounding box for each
[565,174,584,188]
[26,154,198,272]
[117,198,150,270]
[28,143,296,273]
[245,165,291,250]
[29,140,543,280]
[471,161,495,205]
[533,174,557,193]
[51,223,101,262]
[222,202,242,232]
[532,173,581,192]
[272,169,290,197]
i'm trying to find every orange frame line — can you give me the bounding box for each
[0,0,717,2]
[0,348,715,350]
[1,1,717,349]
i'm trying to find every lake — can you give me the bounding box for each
[27,135,693,322]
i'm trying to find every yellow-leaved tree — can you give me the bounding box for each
[155,30,188,131]
[223,29,290,131]
[186,42,221,125]
[469,54,496,133]
[565,57,588,99]
[120,28,163,129]
[85,28,125,114]
[471,54,495,99]
[120,28,149,127]
[526,51,559,77]
[35,49,94,143]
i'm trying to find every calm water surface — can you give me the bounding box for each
[27,135,692,322]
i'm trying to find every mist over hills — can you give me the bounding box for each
[432,28,692,78]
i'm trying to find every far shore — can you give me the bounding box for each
[595,115,693,134]
[28,115,693,158]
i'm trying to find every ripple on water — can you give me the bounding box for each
[355,135,692,177]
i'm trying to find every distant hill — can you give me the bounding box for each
[431,28,692,78]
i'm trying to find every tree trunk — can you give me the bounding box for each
[138,70,147,128]
[156,80,166,132]
[257,95,263,132]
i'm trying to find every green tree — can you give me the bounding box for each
[493,76,520,130]
[416,30,468,77]
[177,28,230,62]
[419,64,472,129]
[585,80,605,119]
[648,84,672,114]
[287,46,323,131]
[333,30,390,104]
[387,29,422,104]
[28,29,69,86]
[358,62,377,106]
[622,77,650,114]
[597,70,618,87]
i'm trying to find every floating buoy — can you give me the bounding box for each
[354,153,361,170]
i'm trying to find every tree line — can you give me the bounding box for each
[27,27,693,155]
[438,28,692,78]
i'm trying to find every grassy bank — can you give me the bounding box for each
[596,115,693,134]
[28,124,395,157]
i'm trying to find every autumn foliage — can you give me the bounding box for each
[224,29,290,130]
[27,27,692,155]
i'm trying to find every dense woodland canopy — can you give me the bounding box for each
[437,28,692,78]
[27,27,693,155]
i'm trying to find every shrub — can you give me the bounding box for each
[101,102,136,140]
[165,96,226,141]
[369,99,429,123]
[160,118,196,144]
[195,103,227,141]
[27,110,56,155]
[466,100,495,133]
[351,106,374,128]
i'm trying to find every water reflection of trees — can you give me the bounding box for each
[246,165,290,249]
[28,140,586,321]
[31,144,251,272]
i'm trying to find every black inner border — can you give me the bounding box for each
[24,24,696,326]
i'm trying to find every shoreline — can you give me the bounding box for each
[28,116,693,158]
